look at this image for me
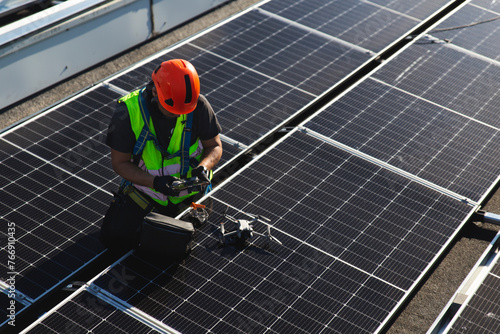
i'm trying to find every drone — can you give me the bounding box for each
[217,207,282,246]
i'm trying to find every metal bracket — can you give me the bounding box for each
[62,281,88,292]
[473,210,500,226]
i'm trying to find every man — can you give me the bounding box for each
[101,59,222,250]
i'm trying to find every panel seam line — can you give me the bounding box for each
[369,77,500,132]
[297,126,477,206]
[188,43,317,97]
[1,137,112,196]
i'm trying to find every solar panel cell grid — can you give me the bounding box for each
[92,130,473,333]
[0,89,117,301]
[261,0,453,51]
[448,272,500,334]
[373,43,500,129]
[191,10,372,95]
[305,77,500,202]
[431,3,500,60]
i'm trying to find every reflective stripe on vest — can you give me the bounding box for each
[119,89,204,206]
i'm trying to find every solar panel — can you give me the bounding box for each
[260,0,455,52]
[91,129,474,334]
[430,1,500,60]
[21,290,164,333]
[373,41,500,129]
[306,78,500,203]
[0,85,121,303]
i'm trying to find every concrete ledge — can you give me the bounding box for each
[0,0,230,110]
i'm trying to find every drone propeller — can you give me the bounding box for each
[266,224,282,245]
[246,212,270,222]
[258,215,271,223]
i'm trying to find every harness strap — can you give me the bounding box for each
[180,112,193,178]
[121,87,195,189]
[135,88,170,157]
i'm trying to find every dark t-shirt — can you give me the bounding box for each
[106,83,221,153]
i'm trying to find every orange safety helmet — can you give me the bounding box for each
[152,59,200,114]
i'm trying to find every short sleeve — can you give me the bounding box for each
[195,95,222,141]
[105,101,136,153]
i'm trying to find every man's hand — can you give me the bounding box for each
[154,176,181,196]
[191,166,210,184]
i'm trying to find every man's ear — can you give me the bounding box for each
[152,85,157,97]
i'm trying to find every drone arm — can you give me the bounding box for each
[224,230,238,237]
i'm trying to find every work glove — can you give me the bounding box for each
[190,166,210,193]
[153,175,181,196]
[191,166,210,184]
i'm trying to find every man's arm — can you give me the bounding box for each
[111,134,221,188]
[199,135,223,171]
[110,149,155,188]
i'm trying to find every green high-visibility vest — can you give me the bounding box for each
[119,89,205,206]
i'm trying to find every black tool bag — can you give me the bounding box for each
[100,191,148,252]
[138,212,195,262]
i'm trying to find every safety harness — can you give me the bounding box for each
[134,87,193,176]
[119,88,194,209]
